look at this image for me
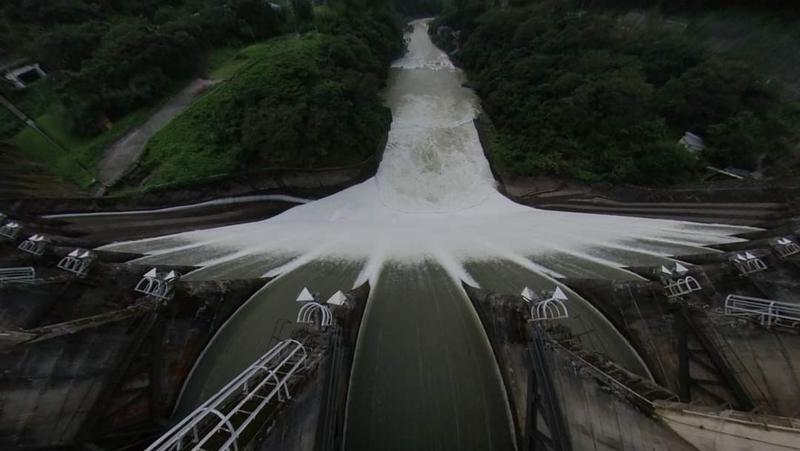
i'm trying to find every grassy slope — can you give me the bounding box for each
[140,31,394,190]
[7,106,156,189]
[2,81,178,189]
[140,36,323,187]
[2,39,279,190]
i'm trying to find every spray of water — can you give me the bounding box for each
[104,21,749,277]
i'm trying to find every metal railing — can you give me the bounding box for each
[135,268,180,300]
[18,234,47,256]
[146,338,308,451]
[297,302,333,327]
[57,249,93,277]
[0,267,35,286]
[549,338,678,409]
[724,294,800,329]
[523,286,570,322]
[664,275,702,298]
[731,252,767,276]
[773,237,800,259]
[0,221,21,239]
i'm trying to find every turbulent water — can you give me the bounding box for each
[103,20,751,450]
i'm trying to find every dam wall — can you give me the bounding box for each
[0,248,266,449]
[463,285,696,450]
[568,240,800,417]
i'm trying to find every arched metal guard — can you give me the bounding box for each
[731,252,767,276]
[526,287,570,322]
[664,275,702,298]
[531,298,569,321]
[774,237,800,259]
[134,268,179,300]
[146,338,308,451]
[18,235,48,256]
[297,302,333,327]
[0,221,22,239]
[57,249,93,277]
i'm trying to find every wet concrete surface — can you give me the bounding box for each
[344,261,516,451]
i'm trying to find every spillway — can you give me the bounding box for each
[101,19,754,450]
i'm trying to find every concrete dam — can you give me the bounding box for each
[1,19,800,451]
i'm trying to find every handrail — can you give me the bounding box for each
[549,338,677,408]
[146,338,307,451]
[0,267,35,286]
[724,294,800,327]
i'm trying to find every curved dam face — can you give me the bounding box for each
[102,19,753,449]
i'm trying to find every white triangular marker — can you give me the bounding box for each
[165,270,178,281]
[296,287,315,302]
[552,286,568,301]
[521,287,535,302]
[326,290,347,306]
[79,251,91,259]
[144,268,158,278]
[745,251,756,259]
[660,266,673,275]
[68,249,80,257]
[674,263,689,274]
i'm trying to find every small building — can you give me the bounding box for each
[678,132,705,154]
[2,59,46,90]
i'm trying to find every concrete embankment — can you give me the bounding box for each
[463,285,697,450]
[0,238,268,449]
[473,115,800,226]
[566,238,800,417]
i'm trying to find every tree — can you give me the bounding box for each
[292,0,314,24]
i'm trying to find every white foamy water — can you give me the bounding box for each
[102,21,750,275]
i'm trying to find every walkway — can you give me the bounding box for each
[95,78,216,193]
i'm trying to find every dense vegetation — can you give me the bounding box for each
[1,0,286,137]
[584,0,799,14]
[1,0,407,189]
[139,4,404,187]
[433,0,799,185]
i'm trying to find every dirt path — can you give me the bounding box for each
[95,79,216,193]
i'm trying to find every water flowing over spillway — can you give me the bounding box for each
[102,20,752,450]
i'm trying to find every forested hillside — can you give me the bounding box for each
[433,0,800,185]
[0,0,411,190]
[140,5,404,187]
[1,0,286,137]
